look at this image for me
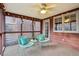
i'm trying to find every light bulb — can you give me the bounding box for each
[40,9,47,14]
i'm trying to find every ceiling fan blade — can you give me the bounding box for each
[46,5,56,9]
[39,4,45,8]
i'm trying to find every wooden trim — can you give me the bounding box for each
[5,31,40,33]
[0,32,5,34]
[40,20,43,34]
[44,8,79,20]
[4,12,41,21]
[0,7,5,56]
[3,8,6,48]
[32,18,34,39]
[20,18,23,36]
[0,3,4,9]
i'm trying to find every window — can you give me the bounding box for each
[45,22,49,38]
[5,33,20,46]
[34,21,40,31]
[64,14,76,31]
[53,11,79,33]
[34,32,40,38]
[22,33,32,39]
[54,17,62,31]
[33,21,41,38]
[5,16,41,46]
[5,16,21,32]
[22,19,32,31]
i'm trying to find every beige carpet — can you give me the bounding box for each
[4,44,79,56]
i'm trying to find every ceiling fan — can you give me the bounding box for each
[34,3,56,14]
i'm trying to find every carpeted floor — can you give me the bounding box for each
[4,44,79,56]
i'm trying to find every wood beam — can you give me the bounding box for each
[4,12,41,21]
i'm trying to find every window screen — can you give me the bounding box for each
[5,16,21,32]
[5,33,20,46]
[34,21,40,31]
[22,19,32,31]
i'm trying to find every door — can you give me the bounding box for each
[43,19,50,40]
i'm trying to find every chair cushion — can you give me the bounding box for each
[18,36,29,45]
[19,41,34,48]
[36,34,45,41]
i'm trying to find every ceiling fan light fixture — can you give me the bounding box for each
[40,9,47,14]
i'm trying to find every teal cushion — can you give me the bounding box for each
[36,34,45,41]
[18,36,29,45]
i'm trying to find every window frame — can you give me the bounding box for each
[33,21,41,31]
[53,10,79,33]
[53,15,63,32]
[5,16,22,32]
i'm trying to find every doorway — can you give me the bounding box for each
[43,19,50,40]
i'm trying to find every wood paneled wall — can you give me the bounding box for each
[48,8,79,50]
[52,32,79,49]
